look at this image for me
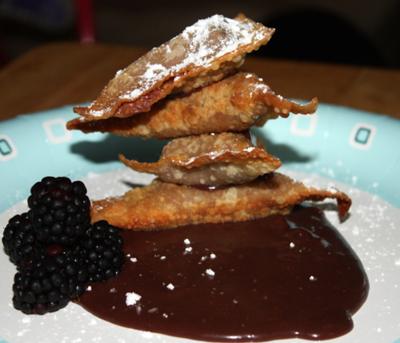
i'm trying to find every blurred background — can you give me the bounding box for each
[0,0,399,68]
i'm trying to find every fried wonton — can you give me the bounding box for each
[91,173,351,230]
[74,14,274,120]
[67,72,318,138]
[120,132,281,186]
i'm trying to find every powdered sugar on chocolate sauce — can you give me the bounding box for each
[125,292,141,306]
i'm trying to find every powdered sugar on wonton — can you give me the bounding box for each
[74,14,274,120]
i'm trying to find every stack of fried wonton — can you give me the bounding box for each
[67,14,351,230]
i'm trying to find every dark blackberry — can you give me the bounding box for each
[81,221,124,282]
[12,250,88,315]
[4,176,125,315]
[2,212,44,266]
[28,176,90,246]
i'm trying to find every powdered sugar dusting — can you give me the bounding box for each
[125,291,141,306]
[121,64,167,100]
[115,14,269,104]
[88,109,109,117]
[205,268,216,278]
[179,14,263,68]
[165,283,175,291]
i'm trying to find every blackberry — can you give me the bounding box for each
[81,221,124,282]
[2,212,43,266]
[3,176,125,315]
[13,251,88,315]
[28,176,90,245]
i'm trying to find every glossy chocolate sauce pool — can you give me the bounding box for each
[78,207,369,342]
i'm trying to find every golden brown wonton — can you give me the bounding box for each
[91,173,351,230]
[67,73,318,138]
[120,132,281,186]
[73,14,274,120]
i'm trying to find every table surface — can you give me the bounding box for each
[0,42,399,121]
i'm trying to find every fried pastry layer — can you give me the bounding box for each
[74,14,274,120]
[120,132,281,186]
[91,173,351,230]
[68,72,318,138]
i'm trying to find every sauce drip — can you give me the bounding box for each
[78,207,369,342]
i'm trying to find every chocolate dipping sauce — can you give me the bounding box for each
[78,207,369,342]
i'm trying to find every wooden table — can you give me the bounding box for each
[0,42,399,121]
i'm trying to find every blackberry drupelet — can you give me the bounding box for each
[28,176,90,245]
[2,212,43,266]
[81,221,124,282]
